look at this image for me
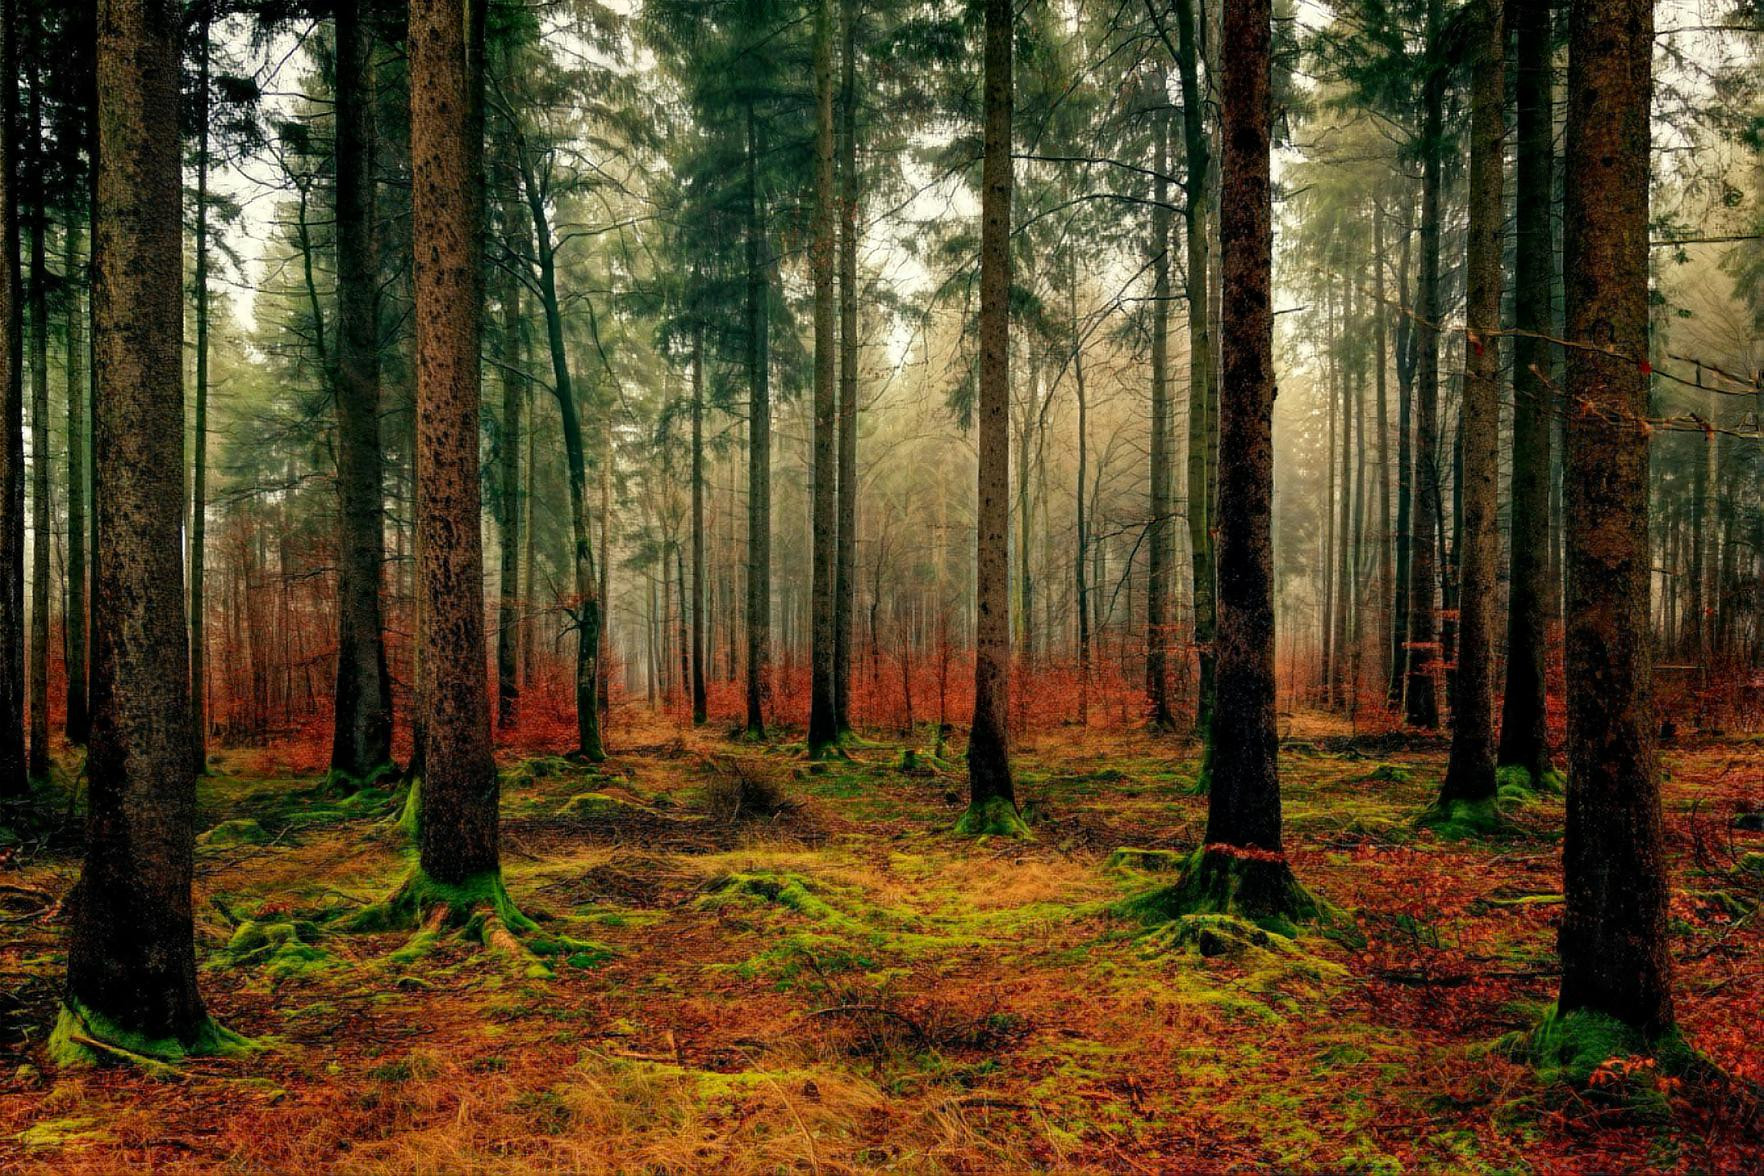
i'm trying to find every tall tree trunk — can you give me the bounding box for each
[1373,205,1392,698]
[61,0,210,1055]
[1332,284,1355,708]
[0,0,21,798]
[690,326,708,724]
[1072,265,1090,726]
[64,214,88,743]
[25,17,47,782]
[410,0,500,880]
[807,0,838,755]
[743,102,771,737]
[1389,220,1415,709]
[330,0,394,780]
[1145,97,1174,729]
[188,8,211,773]
[833,0,859,735]
[1405,0,1444,729]
[1497,0,1557,779]
[1556,0,1673,1036]
[1439,0,1504,805]
[961,0,1018,833]
[1322,287,1337,702]
[496,263,522,732]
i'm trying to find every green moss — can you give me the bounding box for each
[1361,764,1412,784]
[953,795,1032,839]
[699,872,853,927]
[1104,847,1188,874]
[1735,852,1764,876]
[200,818,271,848]
[323,761,398,797]
[48,1000,257,1072]
[395,778,421,839]
[557,790,643,818]
[15,1115,112,1151]
[336,786,396,815]
[343,868,540,936]
[218,920,337,980]
[1416,796,1508,840]
[1115,847,1340,940]
[1499,1005,1700,1121]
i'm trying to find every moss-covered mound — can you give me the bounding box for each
[1104,847,1188,874]
[47,1000,257,1072]
[953,795,1032,839]
[218,920,337,980]
[200,818,272,848]
[1498,1005,1702,1122]
[1116,846,1338,939]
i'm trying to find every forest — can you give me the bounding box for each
[0,0,1760,1169]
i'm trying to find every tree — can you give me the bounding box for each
[1496,0,1556,784]
[188,3,213,773]
[330,0,396,783]
[958,0,1022,837]
[25,2,48,782]
[832,0,859,736]
[0,0,24,800]
[1553,0,1674,1040]
[1433,0,1502,815]
[807,0,838,755]
[1144,89,1175,731]
[55,0,242,1064]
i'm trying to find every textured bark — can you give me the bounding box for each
[1145,102,1173,729]
[1497,0,1556,778]
[1176,0,1216,739]
[1373,207,1393,693]
[743,103,771,737]
[25,16,47,781]
[187,11,210,773]
[1405,0,1444,730]
[1209,0,1281,853]
[807,0,838,755]
[1440,0,1503,803]
[690,327,707,724]
[1072,267,1090,725]
[64,216,88,743]
[495,265,521,732]
[0,0,22,798]
[1331,285,1354,708]
[1557,0,1673,1034]
[1389,222,1414,708]
[410,0,499,882]
[832,0,858,735]
[967,0,1015,811]
[330,0,394,779]
[66,0,205,1041]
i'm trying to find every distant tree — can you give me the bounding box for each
[0,0,24,799]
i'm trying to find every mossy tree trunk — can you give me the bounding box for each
[1439,0,1503,806]
[1497,0,1557,781]
[65,0,208,1048]
[331,0,395,781]
[963,0,1018,832]
[410,0,501,884]
[1556,0,1674,1036]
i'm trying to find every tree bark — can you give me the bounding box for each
[744,102,771,737]
[410,0,499,882]
[495,261,522,732]
[964,0,1017,826]
[1145,97,1174,729]
[25,12,47,781]
[1497,0,1557,779]
[833,0,859,735]
[1556,0,1673,1035]
[330,0,394,779]
[64,214,88,743]
[1405,0,1444,729]
[65,0,206,1045]
[0,0,21,798]
[690,326,708,724]
[807,0,838,754]
[1439,0,1503,804]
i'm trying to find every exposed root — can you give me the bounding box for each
[48,999,257,1072]
[953,795,1032,839]
[1115,845,1345,940]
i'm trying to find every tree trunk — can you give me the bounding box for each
[62,0,208,1052]
[1439,0,1504,805]
[0,0,21,798]
[1405,0,1444,729]
[410,0,499,881]
[331,0,394,780]
[187,10,211,773]
[1072,265,1090,726]
[1332,284,1355,709]
[833,0,859,735]
[64,213,88,743]
[1176,0,1216,742]
[1556,0,1673,1036]
[1389,218,1415,709]
[962,0,1018,833]
[807,0,838,754]
[495,262,522,732]
[25,16,47,782]
[1497,0,1556,779]
[744,102,771,737]
[1145,96,1174,729]
[690,326,708,723]
[1373,205,1392,699]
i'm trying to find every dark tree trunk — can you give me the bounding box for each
[1331,284,1354,709]
[410,0,499,883]
[495,264,522,732]
[1497,0,1557,780]
[1388,219,1414,709]
[1556,0,1673,1035]
[64,214,88,743]
[330,0,394,780]
[1373,205,1392,694]
[1439,0,1503,805]
[1405,0,1445,729]
[1072,267,1090,726]
[743,102,771,737]
[62,0,208,1051]
[187,10,210,773]
[807,0,837,755]
[1176,0,1216,742]
[25,14,47,781]
[962,0,1017,832]
[690,327,708,724]
[833,0,859,735]
[1145,98,1174,729]
[0,0,21,798]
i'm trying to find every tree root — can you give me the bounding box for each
[1115,845,1346,939]
[48,998,257,1072]
[953,795,1032,839]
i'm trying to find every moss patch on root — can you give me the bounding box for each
[1115,846,1337,940]
[1498,1005,1701,1121]
[953,795,1032,839]
[1496,764,1565,797]
[200,818,272,848]
[1105,847,1188,874]
[47,1000,257,1072]
[1416,793,1528,841]
[218,920,338,980]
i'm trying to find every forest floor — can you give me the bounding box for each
[0,709,1761,1173]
